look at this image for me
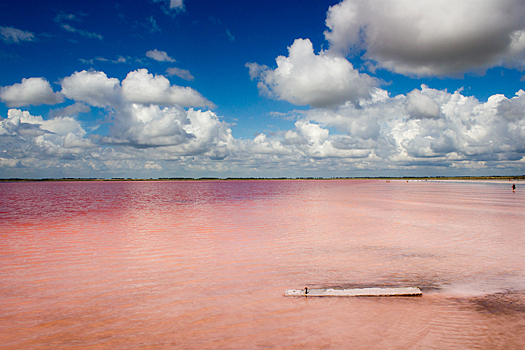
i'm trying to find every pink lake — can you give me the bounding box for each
[1,179,524,349]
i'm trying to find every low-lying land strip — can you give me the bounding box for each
[1,175,524,182]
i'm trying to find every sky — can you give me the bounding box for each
[1,0,525,179]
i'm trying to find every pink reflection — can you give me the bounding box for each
[0,180,524,348]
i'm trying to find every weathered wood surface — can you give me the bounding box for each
[285,287,422,297]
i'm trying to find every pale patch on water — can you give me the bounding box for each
[0,180,524,349]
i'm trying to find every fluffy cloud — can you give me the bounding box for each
[121,69,214,108]
[59,69,213,109]
[61,71,121,108]
[2,69,524,177]
[405,90,440,119]
[247,38,378,108]
[49,102,91,118]
[0,26,34,44]
[146,49,176,62]
[0,78,64,107]
[305,86,525,165]
[0,69,225,171]
[230,86,525,175]
[0,105,234,176]
[102,105,234,159]
[104,104,193,148]
[0,109,95,161]
[325,0,525,76]
[56,69,218,150]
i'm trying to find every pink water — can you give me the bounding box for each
[1,180,524,349]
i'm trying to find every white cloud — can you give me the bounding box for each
[166,67,194,81]
[0,106,233,176]
[154,0,184,13]
[0,109,95,165]
[306,86,525,165]
[405,90,440,119]
[1,72,228,177]
[247,38,378,108]
[105,104,193,148]
[61,70,121,108]
[0,109,86,139]
[3,70,525,177]
[0,157,20,168]
[0,26,35,44]
[146,49,175,62]
[103,105,235,157]
[121,69,214,108]
[227,86,525,174]
[49,102,91,118]
[145,161,162,170]
[169,0,184,9]
[324,0,525,76]
[0,78,64,107]
[60,69,213,109]
[183,109,236,159]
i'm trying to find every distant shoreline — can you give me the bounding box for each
[1,176,523,182]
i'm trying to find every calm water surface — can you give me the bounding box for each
[1,180,524,349]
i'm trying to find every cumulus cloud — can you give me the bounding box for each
[94,107,235,171]
[19,68,222,164]
[0,157,20,168]
[0,26,35,44]
[101,105,235,158]
[61,70,121,108]
[49,102,91,118]
[324,0,525,76]
[105,104,193,148]
[146,49,175,62]
[0,78,64,107]
[3,69,524,177]
[0,106,233,176]
[121,69,214,108]
[59,69,213,110]
[0,109,95,164]
[247,38,378,108]
[166,67,194,81]
[225,86,525,175]
[305,86,525,165]
[405,90,440,119]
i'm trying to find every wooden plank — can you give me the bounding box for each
[285,287,422,297]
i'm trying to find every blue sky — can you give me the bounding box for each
[1,0,525,178]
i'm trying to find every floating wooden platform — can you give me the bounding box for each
[285,287,422,297]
